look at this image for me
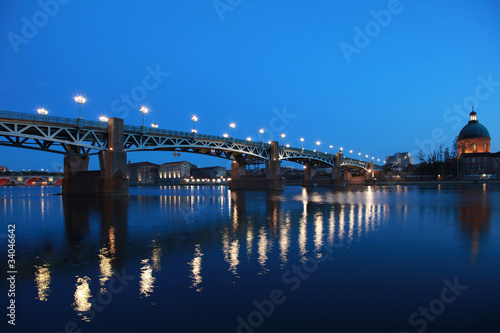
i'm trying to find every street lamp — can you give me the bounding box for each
[151,123,158,128]
[223,133,229,138]
[281,133,286,147]
[99,116,108,122]
[330,145,333,154]
[139,106,149,127]
[300,138,304,151]
[230,123,236,137]
[247,137,252,141]
[259,129,264,142]
[316,141,320,156]
[37,108,48,115]
[74,95,86,118]
[191,115,198,133]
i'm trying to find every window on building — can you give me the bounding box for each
[472,158,475,163]
[466,158,470,163]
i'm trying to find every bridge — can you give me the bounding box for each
[0,173,63,186]
[0,110,383,194]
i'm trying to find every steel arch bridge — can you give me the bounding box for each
[0,111,382,171]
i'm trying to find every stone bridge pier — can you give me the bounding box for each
[229,141,284,190]
[303,152,344,187]
[63,118,129,196]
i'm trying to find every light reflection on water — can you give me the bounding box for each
[72,276,92,322]
[34,262,51,301]
[2,184,499,332]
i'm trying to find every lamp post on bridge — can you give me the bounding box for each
[316,141,321,156]
[139,106,149,127]
[139,106,149,135]
[230,123,236,138]
[37,108,48,116]
[259,129,264,142]
[281,133,286,148]
[300,138,304,152]
[74,95,86,118]
[191,115,198,133]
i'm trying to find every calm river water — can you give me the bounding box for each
[1,184,500,332]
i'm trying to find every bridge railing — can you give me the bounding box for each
[0,110,108,130]
[123,124,273,147]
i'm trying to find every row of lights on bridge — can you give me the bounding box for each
[35,98,384,164]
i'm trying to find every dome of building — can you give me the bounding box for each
[458,109,490,140]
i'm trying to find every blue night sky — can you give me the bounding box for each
[1,0,500,172]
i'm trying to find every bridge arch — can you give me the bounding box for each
[0,178,17,185]
[25,177,49,185]
[54,178,63,186]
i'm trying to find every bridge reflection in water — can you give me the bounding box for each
[4,185,495,331]
[56,187,395,315]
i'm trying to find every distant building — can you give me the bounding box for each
[386,152,413,168]
[159,161,196,179]
[460,153,500,178]
[458,109,499,178]
[127,161,160,184]
[191,166,227,178]
[0,165,7,172]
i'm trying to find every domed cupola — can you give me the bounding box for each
[457,108,491,155]
[458,107,491,140]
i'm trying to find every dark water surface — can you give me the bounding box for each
[1,184,499,332]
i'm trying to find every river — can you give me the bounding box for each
[1,184,499,332]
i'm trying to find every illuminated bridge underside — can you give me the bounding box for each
[123,131,270,163]
[0,114,108,155]
[0,111,383,171]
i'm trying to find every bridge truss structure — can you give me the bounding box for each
[0,111,382,171]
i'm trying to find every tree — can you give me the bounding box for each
[417,149,426,163]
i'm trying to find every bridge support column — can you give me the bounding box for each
[229,141,284,190]
[229,155,246,189]
[344,170,352,185]
[333,152,344,187]
[266,141,284,189]
[301,163,314,187]
[365,161,374,184]
[63,118,128,196]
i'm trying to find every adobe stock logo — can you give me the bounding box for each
[402,277,467,333]
[110,64,170,119]
[213,0,243,22]
[7,0,71,54]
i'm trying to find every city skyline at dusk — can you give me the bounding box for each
[1,0,500,171]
